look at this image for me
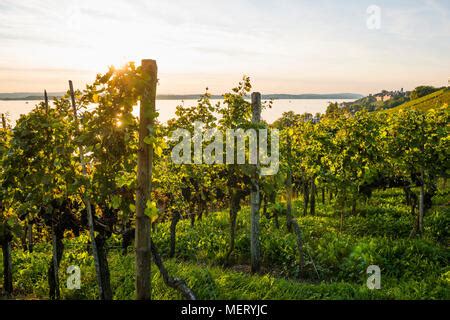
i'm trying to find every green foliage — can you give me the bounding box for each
[410,86,440,100]
[1,63,449,301]
[424,207,450,245]
[387,88,450,113]
[342,92,409,113]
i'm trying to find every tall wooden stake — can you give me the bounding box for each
[250,92,261,273]
[44,90,49,113]
[51,223,60,299]
[1,113,6,129]
[135,59,157,300]
[285,129,304,276]
[68,81,105,299]
[42,90,60,299]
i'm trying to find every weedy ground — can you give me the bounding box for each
[1,187,449,300]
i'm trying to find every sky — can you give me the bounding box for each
[0,0,449,95]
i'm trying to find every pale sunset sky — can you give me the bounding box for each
[0,0,449,95]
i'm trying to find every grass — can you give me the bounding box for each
[1,187,449,300]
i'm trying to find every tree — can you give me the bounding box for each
[0,114,18,297]
[322,110,383,228]
[2,97,82,299]
[276,112,306,275]
[216,76,253,264]
[385,107,449,235]
[250,92,262,273]
[80,63,143,299]
[410,86,439,100]
[165,90,219,228]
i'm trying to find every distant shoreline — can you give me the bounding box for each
[0,93,363,101]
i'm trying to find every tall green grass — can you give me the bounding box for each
[1,187,449,300]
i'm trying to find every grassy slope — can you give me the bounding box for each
[386,88,450,113]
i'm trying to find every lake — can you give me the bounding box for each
[0,98,354,125]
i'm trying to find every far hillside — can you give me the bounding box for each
[341,85,448,113]
[386,87,450,113]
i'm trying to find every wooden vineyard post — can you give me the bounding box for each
[250,92,261,273]
[135,59,157,300]
[50,224,60,299]
[68,81,106,299]
[43,90,60,299]
[285,123,304,277]
[44,90,49,113]
[0,112,12,295]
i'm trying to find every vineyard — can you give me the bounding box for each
[0,61,449,300]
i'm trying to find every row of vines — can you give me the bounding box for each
[0,62,448,299]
